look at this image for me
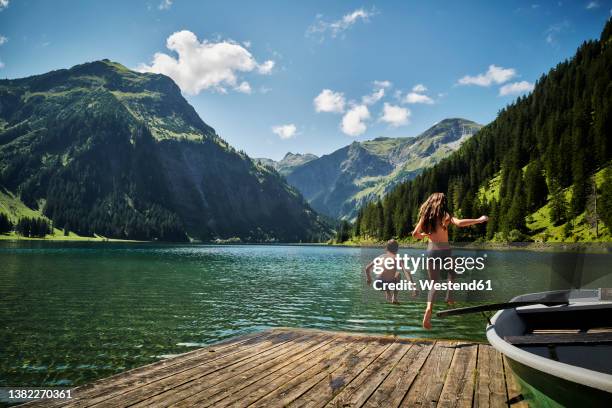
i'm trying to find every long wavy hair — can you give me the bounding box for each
[418,192,451,234]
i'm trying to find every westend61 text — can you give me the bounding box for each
[373,279,493,292]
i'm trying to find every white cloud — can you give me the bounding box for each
[314,89,346,113]
[137,30,275,95]
[257,60,275,74]
[373,80,392,89]
[412,84,427,93]
[458,65,517,86]
[380,103,410,127]
[235,81,252,94]
[499,81,535,96]
[586,1,599,9]
[272,124,297,140]
[0,60,4,69]
[404,92,434,104]
[0,35,7,45]
[307,7,377,40]
[341,105,370,136]
[545,21,570,46]
[0,0,8,11]
[158,0,172,10]
[400,84,434,104]
[361,80,392,105]
[362,88,385,105]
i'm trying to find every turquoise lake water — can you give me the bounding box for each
[0,242,610,388]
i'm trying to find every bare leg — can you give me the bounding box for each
[392,289,399,304]
[446,271,456,305]
[423,303,433,330]
[391,272,400,304]
[423,266,439,330]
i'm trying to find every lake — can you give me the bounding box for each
[1,241,610,388]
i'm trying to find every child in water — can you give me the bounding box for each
[364,239,416,304]
[411,192,488,329]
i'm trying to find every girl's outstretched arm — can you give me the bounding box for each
[451,215,488,228]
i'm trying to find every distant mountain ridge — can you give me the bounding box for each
[279,118,482,219]
[256,152,318,176]
[0,60,330,242]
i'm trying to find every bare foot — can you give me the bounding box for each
[422,308,433,330]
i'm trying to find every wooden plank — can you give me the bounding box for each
[437,343,478,408]
[287,339,394,408]
[323,341,409,408]
[19,329,507,408]
[130,333,326,407]
[246,338,375,408]
[362,341,434,408]
[70,329,304,407]
[210,335,364,408]
[503,356,529,408]
[21,329,276,408]
[173,333,341,407]
[400,341,457,407]
[473,345,507,408]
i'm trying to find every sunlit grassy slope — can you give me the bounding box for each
[477,168,611,242]
[0,189,120,241]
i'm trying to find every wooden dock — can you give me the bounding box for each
[23,328,527,407]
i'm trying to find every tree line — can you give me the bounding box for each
[344,19,612,243]
[0,213,53,238]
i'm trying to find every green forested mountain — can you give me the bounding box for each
[0,60,330,242]
[353,19,612,243]
[283,118,481,220]
[255,152,319,176]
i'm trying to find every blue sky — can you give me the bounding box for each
[1,1,611,160]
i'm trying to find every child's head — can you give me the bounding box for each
[385,239,399,254]
[419,192,450,234]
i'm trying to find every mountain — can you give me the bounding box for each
[0,60,330,242]
[255,152,318,176]
[353,19,612,242]
[283,118,481,219]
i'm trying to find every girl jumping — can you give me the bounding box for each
[411,192,488,329]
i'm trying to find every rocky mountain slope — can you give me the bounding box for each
[281,118,481,219]
[255,152,318,177]
[0,60,330,242]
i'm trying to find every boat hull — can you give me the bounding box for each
[486,290,612,407]
[506,356,612,407]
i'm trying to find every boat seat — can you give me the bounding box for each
[516,303,612,331]
[505,331,612,345]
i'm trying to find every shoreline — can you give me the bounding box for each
[1,234,611,253]
[330,240,612,253]
[0,232,143,243]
